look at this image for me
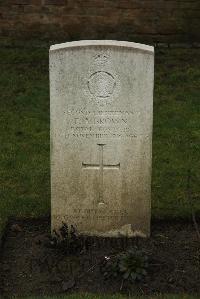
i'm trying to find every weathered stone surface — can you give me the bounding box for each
[50,40,154,237]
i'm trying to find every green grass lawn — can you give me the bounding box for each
[0,41,200,235]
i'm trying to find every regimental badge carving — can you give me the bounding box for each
[84,52,120,106]
[93,53,109,66]
[88,71,116,98]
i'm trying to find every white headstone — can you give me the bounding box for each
[50,40,154,237]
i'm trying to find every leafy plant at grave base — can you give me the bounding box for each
[102,247,148,283]
[50,222,85,253]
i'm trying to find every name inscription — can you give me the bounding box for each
[65,107,143,139]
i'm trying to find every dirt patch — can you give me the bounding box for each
[0,218,199,296]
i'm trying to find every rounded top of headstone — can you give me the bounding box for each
[50,40,154,54]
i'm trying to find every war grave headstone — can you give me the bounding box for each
[50,40,154,237]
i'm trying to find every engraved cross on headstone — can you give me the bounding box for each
[82,144,120,205]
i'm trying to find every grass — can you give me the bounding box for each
[153,49,200,218]
[0,44,50,233]
[0,41,200,235]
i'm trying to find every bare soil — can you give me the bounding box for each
[0,218,199,297]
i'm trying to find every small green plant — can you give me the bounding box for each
[102,247,148,282]
[118,248,148,281]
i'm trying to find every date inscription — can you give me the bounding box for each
[65,107,139,139]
